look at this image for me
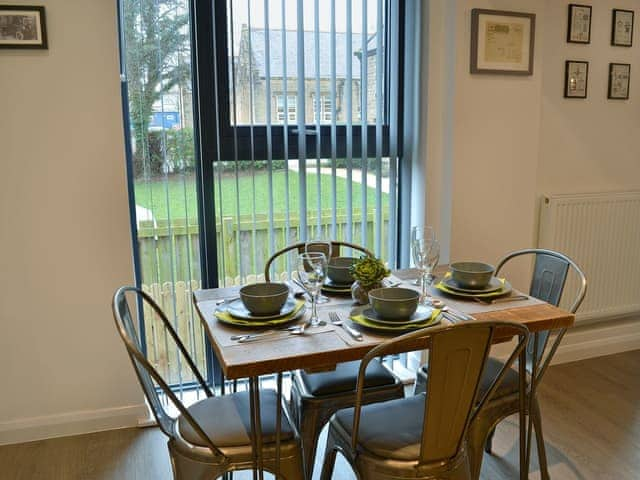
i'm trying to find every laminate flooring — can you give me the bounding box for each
[1,350,638,480]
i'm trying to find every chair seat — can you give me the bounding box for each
[422,356,520,399]
[178,389,294,448]
[334,394,426,461]
[300,360,396,396]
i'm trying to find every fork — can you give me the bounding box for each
[328,311,363,341]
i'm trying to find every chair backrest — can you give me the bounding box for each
[351,321,529,464]
[111,286,221,456]
[264,240,373,281]
[495,249,587,380]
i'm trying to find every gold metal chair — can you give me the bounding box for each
[319,321,529,480]
[415,248,587,479]
[112,286,304,480]
[265,241,404,479]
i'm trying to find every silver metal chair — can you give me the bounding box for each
[415,248,587,479]
[320,321,529,480]
[265,241,405,479]
[112,286,304,480]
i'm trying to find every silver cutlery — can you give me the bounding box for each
[474,294,529,305]
[231,325,305,343]
[328,311,363,341]
[216,296,239,306]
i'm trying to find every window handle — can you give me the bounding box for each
[291,127,317,136]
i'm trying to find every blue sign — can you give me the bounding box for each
[149,111,180,129]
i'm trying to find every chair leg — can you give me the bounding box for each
[484,426,496,454]
[467,415,495,480]
[319,426,339,480]
[531,398,550,480]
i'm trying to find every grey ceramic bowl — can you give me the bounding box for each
[327,257,356,284]
[239,282,289,315]
[450,262,495,289]
[368,287,420,320]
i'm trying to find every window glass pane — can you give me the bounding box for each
[227,0,385,126]
[121,0,206,387]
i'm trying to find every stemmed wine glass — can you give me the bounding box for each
[297,252,328,326]
[412,230,440,305]
[305,239,332,304]
[412,226,435,285]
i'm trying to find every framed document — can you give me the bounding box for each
[612,9,634,47]
[470,9,536,75]
[564,61,589,99]
[608,63,630,100]
[0,5,47,49]
[567,4,592,44]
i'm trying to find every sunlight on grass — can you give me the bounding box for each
[134,170,387,221]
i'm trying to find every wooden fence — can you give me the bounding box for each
[137,210,389,286]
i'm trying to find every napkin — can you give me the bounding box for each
[215,299,306,326]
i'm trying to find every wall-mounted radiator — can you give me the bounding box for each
[539,191,640,322]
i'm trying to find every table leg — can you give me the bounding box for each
[275,372,282,479]
[249,376,264,480]
[519,347,527,480]
[525,334,540,476]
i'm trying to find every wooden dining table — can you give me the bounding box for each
[193,268,575,480]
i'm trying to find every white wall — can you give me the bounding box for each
[0,0,145,444]
[425,0,640,361]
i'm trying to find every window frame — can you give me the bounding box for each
[212,0,396,161]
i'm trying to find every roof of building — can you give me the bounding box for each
[245,29,367,79]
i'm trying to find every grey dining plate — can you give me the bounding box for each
[363,305,434,326]
[443,276,504,294]
[224,297,297,321]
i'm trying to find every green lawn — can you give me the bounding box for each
[134,170,387,221]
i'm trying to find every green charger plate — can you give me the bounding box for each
[215,299,306,327]
[435,279,512,299]
[350,306,442,332]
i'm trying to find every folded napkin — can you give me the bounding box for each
[349,308,441,331]
[215,299,306,326]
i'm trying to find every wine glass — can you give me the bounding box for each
[297,252,328,326]
[412,237,439,305]
[305,239,332,304]
[411,226,435,286]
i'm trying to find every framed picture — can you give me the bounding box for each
[470,9,536,75]
[611,9,634,47]
[608,63,630,100]
[564,61,589,98]
[0,5,47,49]
[567,4,592,44]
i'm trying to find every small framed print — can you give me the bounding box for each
[608,63,630,100]
[0,5,47,49]
[564,61,589,98]
[612,9,634,47]
[567,4,592,44]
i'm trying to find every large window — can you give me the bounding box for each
[200,0,403,285]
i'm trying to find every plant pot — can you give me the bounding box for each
[351,280,383,305]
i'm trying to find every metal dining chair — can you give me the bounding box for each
[265,241,405,479]
[415,248,587,479]
[319,321,529,480]
[112,286,304,480]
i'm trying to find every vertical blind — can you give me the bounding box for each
[212,0,401,286]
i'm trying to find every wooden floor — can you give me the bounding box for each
[1,350,638,480]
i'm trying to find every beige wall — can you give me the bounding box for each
[0,0,143,443]
[426,0,640,289]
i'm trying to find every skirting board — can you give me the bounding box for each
[0,403,148,446]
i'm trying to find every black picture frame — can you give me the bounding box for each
[564,61,589,98]
[608,63,630,100]
[611,9,634,47]
[567,4,592,44]
[470,9,536,75]
[0,5,47,49]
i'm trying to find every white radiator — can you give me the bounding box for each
[538,191,640,322]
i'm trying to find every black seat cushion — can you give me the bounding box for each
[421,356,519,399]
[300,360,396,396]
[334,394,425,461]
[178,389,294,447]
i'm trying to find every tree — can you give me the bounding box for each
[122,0,191,176]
